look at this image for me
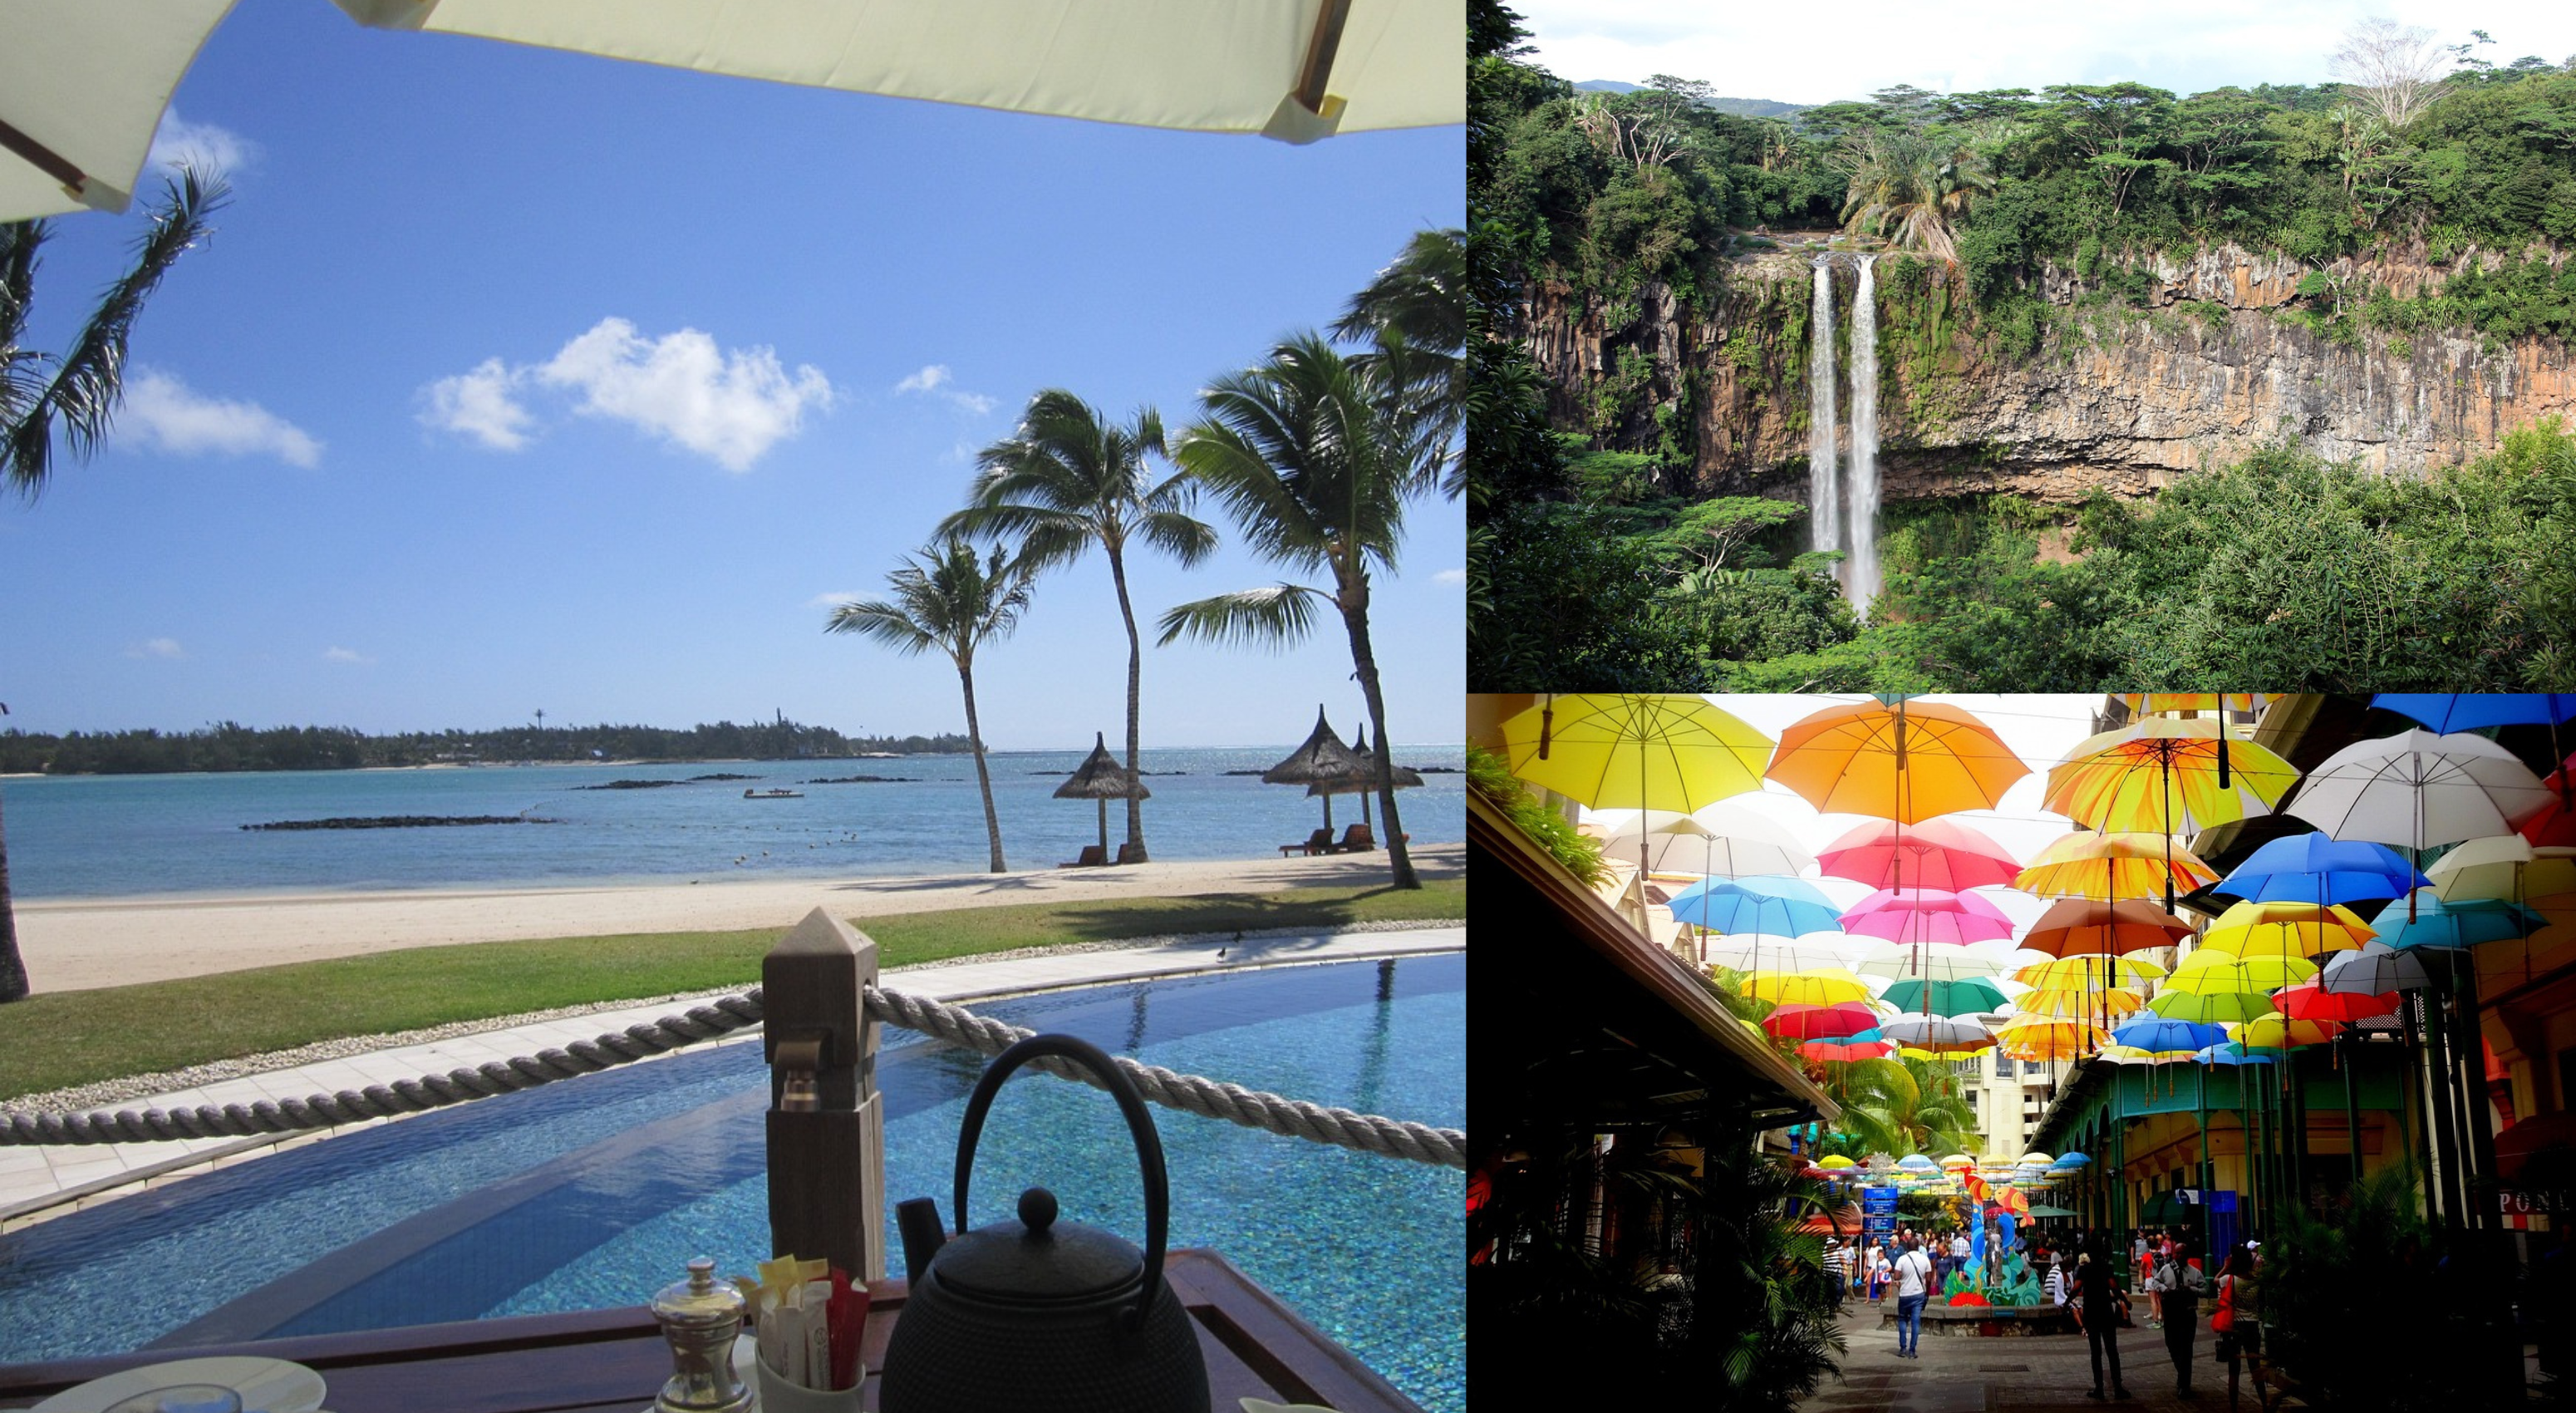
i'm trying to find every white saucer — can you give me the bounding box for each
[31,1356,327,1413]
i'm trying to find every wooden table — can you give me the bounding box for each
[0,1250,1425,1412]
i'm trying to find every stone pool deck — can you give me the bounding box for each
[0,923,1462,1227]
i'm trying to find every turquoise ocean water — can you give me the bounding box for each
[0,746,1463,899]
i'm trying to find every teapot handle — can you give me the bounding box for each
[953,1032,1169,1326]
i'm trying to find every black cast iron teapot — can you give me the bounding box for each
[880,1032,1211,1413]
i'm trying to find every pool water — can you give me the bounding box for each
[0,957,1463,1411]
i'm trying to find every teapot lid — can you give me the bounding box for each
[935,1187,1143,1304]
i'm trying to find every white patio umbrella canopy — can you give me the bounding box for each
[2426,836,2576,904]
[333,0,1463,142]
[1590,803,1816,879]
[2285,730,2554,850]
[0,0,234,220]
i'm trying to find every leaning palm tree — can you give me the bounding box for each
[0,170,225,1002]
[939,392,1214,864]
[1332,228,1464,499]
[1159,333,1437,890]
[825,539,1034,874]
[1834,127,1994,262]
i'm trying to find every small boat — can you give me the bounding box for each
[743,788,804,800]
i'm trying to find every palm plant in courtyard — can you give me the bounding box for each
[0,170,224,1002]
[940,392,1214,863]
[1819,1056,1980,1158]
[825,538,1034,874]
[1159,333,1441,890]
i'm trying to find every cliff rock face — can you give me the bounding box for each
[1530,244,2576,504]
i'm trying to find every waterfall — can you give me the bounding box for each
[1807,258,1838,560]
[1847,254,1881,612]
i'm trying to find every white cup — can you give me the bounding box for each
[745,1343,861,1413]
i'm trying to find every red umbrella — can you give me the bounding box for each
[1817,817,2023,892]
[1841,888,2018,945]
[1801,1036,1894,1062]
[2520,751,2576,847]
[2274,981,2397,1024]
[2018,897,2195,958]
[1762,1002,1882,1040]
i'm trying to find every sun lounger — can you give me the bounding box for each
[1278,828,1334,858]
[1335,823,1377,853]
[1116,841,1148,865]
[1058,844,1109,868]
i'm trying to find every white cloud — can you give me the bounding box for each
[118,368,322,467]
[1433,568,1467,586]
[420,358,535,450]
[126,638,185,661]
[144,108,254,180]
[322,647,375,665]
[805,591,864,608]
[895,363,999,416]
[538,318,833,471]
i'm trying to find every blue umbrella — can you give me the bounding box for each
[2214,832,2428,905]
[2111,1017,2230,1053]
[2372,693,2576,731]
[1666,874,1844,938]
[2376,889,2546,950]
[2051,1151,2090,1168]
[2194,1042,2279,1065]
[1897,1154,1939,1171]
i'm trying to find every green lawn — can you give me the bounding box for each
[0,879,1463,1104]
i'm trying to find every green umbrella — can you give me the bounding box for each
[1880,976,2008,1017]
[2146,989,2279,1025]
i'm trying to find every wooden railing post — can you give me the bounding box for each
[763,907,885,1283]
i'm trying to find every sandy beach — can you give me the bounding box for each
[12,844,1463,993]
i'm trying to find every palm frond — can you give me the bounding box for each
[1154,583,1325,649]
[1136,507,1219,566]
[823,598,940,657]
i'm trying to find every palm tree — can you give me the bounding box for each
[1332,228,1464,499]
[938,392,1214,864]
[1834,128,1995,262]
[824,538,1034,874]
[0,170,224,1002]
[1819,1056,1982,1158]
[1160,333,1439,890]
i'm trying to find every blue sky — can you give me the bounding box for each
[1522,1,2576,106]
[2,4,1463,751]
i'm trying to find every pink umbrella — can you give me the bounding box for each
[1841,888,2018,946]
[1817,818,2024,892]
[1801,1036,1895,1062]
[1762,1002,1883,1040]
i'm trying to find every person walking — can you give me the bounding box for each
[1822,1237,1850,1311]
[1869,1240,1891,1302]
[2139,1230,2163,1328]
[2150,1234,2209,1396]
[1892,1234,1935,1360]
[2073,1230,2132,1401]
[2212,1243,2263,1411]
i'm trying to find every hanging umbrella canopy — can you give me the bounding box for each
[1502,694,1772,814]
[2520,751,2576,846]
[2148,988,2281,1024]
[1939,1153,1977,1171]
[1054,731,1150,854]
[1742,969,1875,1007]
[1840,887,2018,945]
[2426,836,2576,905]
[1589,803,1816,879]
[2197,899,2376,958]
[2018,897,2194,957]
[2214,832,2429,906]
[1668,876,1846,938]
[2372,693,2576,734]
[2233,1015,2343,1049]
[2165,952,2319,994]
[0,0,236,221]
[2043,716,2301,837]
[2097,1044,2191,1066]
[2376,889,2548,950]
[2286,729,2554,851]
[1802,1036,1894,1062]
[1856,946,2005,983]
[330,0,1462,145]
[1765,698,2032,823]
[2320,940,2435,994]
[2051,1151,2091,1169]
[2013,831,2218,902]
[2013,953,2167,989]
[1897,1154,1939,1171]
[2274,981,2397,1024]
[2009,986,2143,1021]
[1817,817,2023,891]
[1992,1016,2110,1062]
[1880,976,2008,1017]
[1816,1155,1859,1169]
[1703,937,1870,974]
[2116,694,2277,717]
[1880,1015,1996,1053]
[1761,1001,1881,1040]
[2195,1042,2280,1065]
[2112,1017,2231,1052]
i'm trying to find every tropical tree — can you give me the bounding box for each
[1159,333,1439,889]
[0,170,224,1002]
[1835,126,1996,260]
[1332,227,1466,498]
[941,392,1215,864]
[824,538,1034,874]
[1816,1056,1981,1158]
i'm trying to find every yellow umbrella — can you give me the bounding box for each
[2164,952,2318,993]
[1939,1153,1977,1171]
[1741,968,1875,1007]
[1502,695,1771,814]
[2013,955,2167,989]
[2097,1043,2193,1065]
[2233,1015,2344,1050]
[1993,1016,2110,1061]
[2046,717,2299,836]
[1765,698,2030,824]
[2197,899,2375,958]
[2013,830,2217,901]
[2012,986,2144,1020]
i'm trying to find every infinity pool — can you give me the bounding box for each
[0,955,1463,1411]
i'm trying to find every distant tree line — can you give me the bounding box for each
[0,719,973,775]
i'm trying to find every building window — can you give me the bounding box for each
[1993,1055,2015,1078]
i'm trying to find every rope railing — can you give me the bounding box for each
[0,982,1467,1169]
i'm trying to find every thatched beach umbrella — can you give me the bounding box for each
[1265,705,1369,831]
[1055,731,1149,855]
[1306,723,1422,829]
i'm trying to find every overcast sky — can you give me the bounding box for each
[1517,2,2576,105]
[3,5,1463,751]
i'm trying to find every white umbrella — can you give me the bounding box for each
[2320,940,2433,995]
[1591,803,1816,879]
[2287,729,2553,917]
[1704,937,1868,974]
[2426,836,2576,905]
[1856,947,2003,982]
[0,0,235,221]
[1879,1015,1994,1051]
[332,0,1463,143]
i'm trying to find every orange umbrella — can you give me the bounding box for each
[1766,698,2030,824]
[2045,717,2296,913]
[2013,831,2217,902]
[2018,897,2194,957]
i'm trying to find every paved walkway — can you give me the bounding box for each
[1798,1300,2278,1413]
[0,924,1461,1226]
